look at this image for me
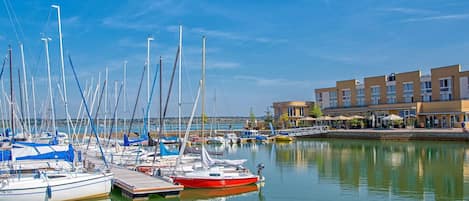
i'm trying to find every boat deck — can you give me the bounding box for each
[112,167,184,200]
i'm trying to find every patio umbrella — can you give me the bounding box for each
[350,115,365,119]
[382,114,403,121]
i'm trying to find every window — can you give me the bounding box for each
[316,93,322,102]
[356,87,365,106]
[342,89,351,107]
[330,91,338,108]
[439,78,452,101]
[403,82,413,92]
[403,82,414,103]
[386,85,396,95]
[387,96,396,104]
[386,84,396,104]
[371,86,380,105]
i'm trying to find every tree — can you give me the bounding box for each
[280,113,289,129]
[202,113,208,124]
[309,105,323,118]
[249,107,256,128]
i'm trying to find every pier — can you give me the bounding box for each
[112,167,184,200]
[84,151,184,200]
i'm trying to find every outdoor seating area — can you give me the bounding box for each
[300,114,414,129]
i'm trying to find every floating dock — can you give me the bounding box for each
[112,167,184,200]
[84,151,184,200]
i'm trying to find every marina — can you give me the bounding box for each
[3,1,469,200]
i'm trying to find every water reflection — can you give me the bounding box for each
[179,184,259,200]
[273,139,469,200]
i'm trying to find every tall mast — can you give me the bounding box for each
[178,25,183,139]
[8,45,14,135]
[42,37,56,132]
[123,61,127,132]
[52,4,71,137]
[147,36,154,130]
[201,36,206,138]
[19,44,31,134]
[104,67,108,137]
[159,56,162,145]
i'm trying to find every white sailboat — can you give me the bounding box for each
[0,171,113,201]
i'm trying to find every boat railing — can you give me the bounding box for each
[278,126,329,137]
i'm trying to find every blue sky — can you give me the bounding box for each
[2,0,469,117]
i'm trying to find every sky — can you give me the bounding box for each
[2,0,469,118]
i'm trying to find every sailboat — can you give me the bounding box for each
[171,36,261,188]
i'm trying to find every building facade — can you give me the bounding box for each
[273,101,314,127]
[315,64,469,128]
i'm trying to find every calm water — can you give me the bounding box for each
[107,139,469,201]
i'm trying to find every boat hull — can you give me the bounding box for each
[0,173,113,201]
[173,176,259,188]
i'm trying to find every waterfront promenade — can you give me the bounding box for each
[324,128,469,141]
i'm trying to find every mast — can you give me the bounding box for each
[42,37,56,132]
[52,4,71,138]
[123,60,127,132]
[31,77,37,135]
[159,56,162,147]
[17,68,24,133]
[104,67,108,137]
[147,36,154,131]
[8,45,14,135]
[201,36,206,139]
[178,25,182,139]
[19,44,31,134]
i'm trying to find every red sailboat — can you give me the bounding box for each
[171,145,263,188]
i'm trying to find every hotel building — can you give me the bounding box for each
[315,64,469,128]
[273,101,315,127]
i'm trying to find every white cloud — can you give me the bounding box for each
[234,75,312,87]
[402,14,469,22]
[102,17,159,31]
[380,7,437,15]
[116,38,148,49]
[166,25,287,44]
[63,16,80,25]
[209,61,240,69]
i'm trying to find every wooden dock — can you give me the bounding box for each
[112,167,184,200]
[84,151,183,200]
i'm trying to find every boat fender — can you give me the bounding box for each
[46,185,52,199]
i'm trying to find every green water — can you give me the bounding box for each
[109,139,469,201]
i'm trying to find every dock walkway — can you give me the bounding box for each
[84,151,183,200]
[112,167,184,200]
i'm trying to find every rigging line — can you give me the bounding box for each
[127,64,146,135]
[86,80,106,151]
[68,54,108,168]
[106,83,123,148]
[6,0,27,43]
[3,0,20,42]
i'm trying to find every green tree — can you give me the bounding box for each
[280,113,289,129]
[202,113,208,124]
[248,107,256,128]
[309,105,323,118]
